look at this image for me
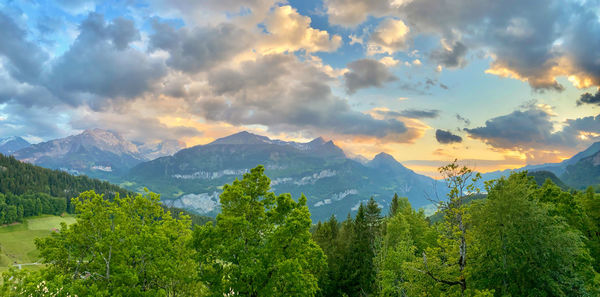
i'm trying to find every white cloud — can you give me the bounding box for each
[367,19,410,55]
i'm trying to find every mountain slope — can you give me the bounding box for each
[0,136,30,155]
[125,132,444,221]
[481,141,600,188]
[561,151,600,189]
[13,129,145,178]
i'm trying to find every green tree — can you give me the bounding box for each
[470,172,599,296]
[375,198,437,297]
[389,193,400,217]
[2,190,199,296]
[414,160,481,294]
[194,165,326,297]
[578,187,600,270]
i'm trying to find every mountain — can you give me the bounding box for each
[527,171,569,190]
[12,129,146,178]
[138,139,185,160]
[0,136,30,155]
[124,131,445,221]
[561,150,600,189]
[481,141,600,188]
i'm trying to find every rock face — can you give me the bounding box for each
[0,136,30,155]
[12,129,146,178]
[126,131,446,221]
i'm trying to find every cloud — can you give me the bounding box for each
[378,56,400,67]
[149,0,279,25]
[324,0,600,90]
[435,129,463,144]
[367,19,410,55]
[149,20,252,74]
[344,59,397,94]
[324,0,401,26]
[0,12,48,84]
[465,107,570,149]
[565,114,600,134]
[47,13,166,106]
[430,40,467,69]
[68,106,202,144]
[374,109,440,119]
[456,114,471,126]
[577,90,600,106]
[201,54,415,142]
[0,103,70,140]
[465,104,599,154]
[259,5,342,54]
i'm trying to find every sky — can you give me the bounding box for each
[0,0,599,177]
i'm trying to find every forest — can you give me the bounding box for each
[1,162,600,297]
[0,154,211,226]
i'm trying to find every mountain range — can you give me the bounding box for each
[8,129,183,179]
[0,136,30,155]
[2,128,599,221]
[480,142,600,188]
[125,131,443,220]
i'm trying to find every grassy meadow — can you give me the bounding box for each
[0,215,76,275]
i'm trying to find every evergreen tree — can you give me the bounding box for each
[389,193,400,217]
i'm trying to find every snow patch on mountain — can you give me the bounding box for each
[314,199,332,207]
[272,170,337,186]
[172,169,249,180]
[171,192,220,213]
[332,189,358,201]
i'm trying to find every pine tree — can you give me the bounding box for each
[389,193,400,217]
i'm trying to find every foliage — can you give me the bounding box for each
[193,165,326,297]
[2,190,200,297]
[470,172,599,296]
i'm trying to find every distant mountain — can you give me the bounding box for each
[481,141,600,188]
[527,171,568,190]
[138,139,185,160]
[561,150,600,189]
[0,136,30,155]
[124,131,445,221]
[12,129,146,178]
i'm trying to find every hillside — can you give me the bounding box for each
[125,131,445,221]
[0,153,130,203]
[480,141,600,189]
[561,151,600,189]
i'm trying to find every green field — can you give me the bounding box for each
[0,215,76,275]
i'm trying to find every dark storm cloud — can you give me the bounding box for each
[149,20,253,74]
[374,109,440,119]
[47,13,166,106]
[435,129,463,144]
[201,54,412,140]
[577,91,600,106]
[430,41,467,69]
[0,12,48,84]
[344,59,397,94]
